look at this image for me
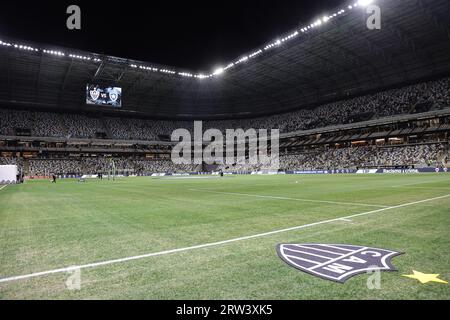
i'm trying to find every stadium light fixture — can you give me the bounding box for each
[213,67,224,76]
[43,50,65,56]
[3,41,39,51]
[224,63,235,70]
[235,56,249,64]
[178,72,194,78]
[249,50,262,58]
[357,0,373,6]
[0,40,13,47]
[69,54,92,61]
[195,74,210,79]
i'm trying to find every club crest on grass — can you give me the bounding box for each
[277,244,403,283]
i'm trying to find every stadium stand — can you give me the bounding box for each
[280,144,446,171]
[1,77,449,140]
[1,74,449,176]
[3,141,445,176]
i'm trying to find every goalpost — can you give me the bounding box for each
[107,159,116,181]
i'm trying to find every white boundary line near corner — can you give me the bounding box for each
[0,185,7,191]
[188,188,390,208]
[0,193,449,284]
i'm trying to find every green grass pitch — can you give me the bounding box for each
[0,174,449,299]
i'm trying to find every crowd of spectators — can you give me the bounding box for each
[216,162,264,173]
[25,157,198,176]
[1,77,449,139]
[280,144,446,170]
[0,157,23,167]
[28,159,83,176]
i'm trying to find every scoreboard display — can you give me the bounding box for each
[86,84,122,107]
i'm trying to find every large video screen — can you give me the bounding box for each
[86,84,122,107]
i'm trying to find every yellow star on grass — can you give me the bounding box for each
[403,270,448,284]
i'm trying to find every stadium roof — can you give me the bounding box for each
[0,0,450,120]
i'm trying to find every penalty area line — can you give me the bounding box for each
[0,194,449,284]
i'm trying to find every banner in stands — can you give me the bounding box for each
[0,165,17,184]
[25,176,51,180]
[357,168,448,174]
[288,169,357,175]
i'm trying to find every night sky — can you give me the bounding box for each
[0,0,344,71]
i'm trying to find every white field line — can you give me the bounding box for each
[0,193,449,284]
[392,186,450,191]
[189,188,390,208]
[0,185,7,191]
[391,179,450,188]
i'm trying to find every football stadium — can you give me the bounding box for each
[0,0,449,303]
